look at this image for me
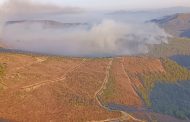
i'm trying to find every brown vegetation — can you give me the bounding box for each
[101,57,143,107]
[148,38,190,57]
[0,53,119,122]
[0,53,186,122]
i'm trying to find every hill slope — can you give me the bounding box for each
[0,53,190,121]
[151,13,190,38]
[4,20,89,29]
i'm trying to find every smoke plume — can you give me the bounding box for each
[0,0,170,57]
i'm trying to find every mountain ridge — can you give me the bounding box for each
[151,13,190,38]
[4,20,89,29]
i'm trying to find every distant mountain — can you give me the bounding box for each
[111,7,190,15]
[108,7,190,22]
[151,13,190,38]
[5,20,89,29]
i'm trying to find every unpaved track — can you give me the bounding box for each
[0,57,47,89]
[121,58,139,98]
[0,80,8,89]
[14,57,47,71]
[91,58,145,122]
[21,59,86,92]
[94,58,113,110]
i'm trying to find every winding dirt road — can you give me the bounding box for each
[21,59,87,92]
[92,58,145,122]
[14,57,48,72]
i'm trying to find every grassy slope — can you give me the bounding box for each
[101,58,143,107]
[0,54,120,121]
[0,64,5,91]
[148,38,190,57]
[0,64,5,76]
[101,71,117,102]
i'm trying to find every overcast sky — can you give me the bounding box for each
[0,0,190,10]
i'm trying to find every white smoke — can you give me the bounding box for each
[0,0,82,18]
[0,0,170,57]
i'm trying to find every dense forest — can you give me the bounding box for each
[151,81,190,120]
[138,58,190,119]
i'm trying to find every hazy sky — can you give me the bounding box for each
[0,0,190,10]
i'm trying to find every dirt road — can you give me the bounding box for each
[92,58,145,122]
[21,59,87,92]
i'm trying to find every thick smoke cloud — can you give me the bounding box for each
[0,0,170,57]
[0,0,83,39]
[0,0,82,18]
[2,20,169,57]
